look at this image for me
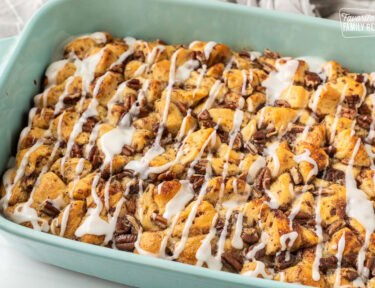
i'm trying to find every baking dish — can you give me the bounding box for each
[0,0,374,287]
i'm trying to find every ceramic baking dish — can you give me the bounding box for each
[0,0,374,287]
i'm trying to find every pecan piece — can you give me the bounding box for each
[191,174,205,193]
[244,142,258,155]
[194,160,208,175]
[238,51,250,59]
[127,79,141,91]
[41,201,60,217]
[274,99,291,108]
[82,116,97,133]
[252,130,267,144]
[241,227,259,245]
[340,107,356,119]
[125,199,136,214]
[275,251,297,271]
[115,234,137,251]
[357,114,372,130]
[304,71,322,89]
[344,94,360,109]
[70,143,82,158]
[324,168,345,185]
[175,101,188,115]
[198,109,211,120]
[326,220,346,236]
[289,167,303,185]
[122,144,135,156]
[221,252,244,272]
[88,145,102,169]
[157,170,176,181]
[319,256,338,273]
[152,214,168,229]
[255,167,271,192]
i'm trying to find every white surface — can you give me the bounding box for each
[0,234,131,288]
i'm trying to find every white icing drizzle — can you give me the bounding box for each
[78,32,107,44]
[329,84,348,143]
[45,59,69,88]
[195,213,222,269]
[262,58,299,105]
[264,142,280,178]
[297,56,326,75]
[219,108,244,200]
[109,37,136,69]
[334,232,346,288]
[163,180,194,221]
[346,138,375,278]
[294,148,318,182]
[242,261,272,279]
[203,41,217,60]
[59,203,71,237]
[200,80,222,113]
[54,76,75,115]
[231,212,244,249]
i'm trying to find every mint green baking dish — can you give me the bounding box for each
[0,0,374,287]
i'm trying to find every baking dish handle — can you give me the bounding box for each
[0,36,17,67]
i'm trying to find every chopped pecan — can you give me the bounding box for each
[344,94,360,109]
[127,79,141,91]
[323,145,337,157]
[255,167,271,192]
[244,142,258,155]
[289,167,303,185]
[357,114,372,130]
[358,103,371,115]
[88,145,102,169]
[274,99,291,108]
[355,74,365,83]
[339,107,356,120]
[201,120,216,129]
[198,109,211,120]
[191,174,205,193]
[157,170,176,181]
[122,144,135,156]
[319,255,338,273]
[326,219,346,236]
[70,143,82,158]
[221,252,244,272]
[194,160,208,174]
[289,123,307,134]
[115,234,137,251]
[127,180,140,195]
[175,101,188,115]
[262,62,275,73]
[124,94,136,112]
[152,214,168,229]
[82,116,97,133]
[252,130,267,144]
[275,251,297,271]
[125,199,136,214]
[304,71,322,89]
[41,201,60,217]
[324,168,345,185]
[241,227,259,245]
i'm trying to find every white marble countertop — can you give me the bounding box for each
[0,234,130,288]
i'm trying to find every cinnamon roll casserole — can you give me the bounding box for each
[1,32,375,287]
